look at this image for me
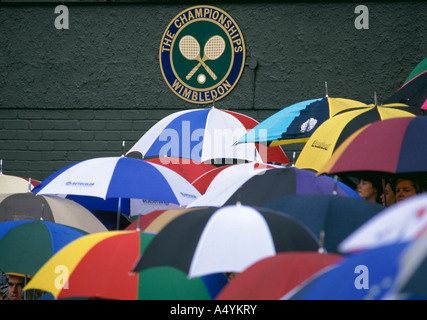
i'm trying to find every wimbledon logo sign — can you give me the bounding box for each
[159,5,246,104]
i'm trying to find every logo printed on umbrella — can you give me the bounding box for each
[311,140,331,150]
[65,181,95,187]
[300,118,318,133]
[159,5,245,104]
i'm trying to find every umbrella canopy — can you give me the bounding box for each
[235,97,366,147]
[263,194,384,253]
[191,162,280,195]
[0,193,107,233]
[285,242,410,300]
[0,174,40,193]
[126,107,289,165]
[339,193,427,254]
[403,57,427,84]
[188,166,360,208]
[216,252,342,300]
[125,208,200,234]
[390,230,427,299]
[144,156,216,184]
[133,205,319,278]
[33,157,201,217]
[295,104,417,172]
[319,117,427,176]
[26,230,228,300]
[385,70,427,112]
[0,220,87,277]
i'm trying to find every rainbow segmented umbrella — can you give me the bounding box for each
[26,230,228,300]
[319,116,427,176]
[295,104,416,172]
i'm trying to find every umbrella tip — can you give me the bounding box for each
[324,81,328,97]
[121,141,126,157]
[318,230,326,254]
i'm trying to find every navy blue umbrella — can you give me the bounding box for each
[263,194,384,254]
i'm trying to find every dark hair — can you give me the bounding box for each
[360,175,383,204]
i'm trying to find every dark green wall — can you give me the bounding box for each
[1,1,426,180]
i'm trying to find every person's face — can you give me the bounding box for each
[395,180,417,202]
[8,275,24,300]
[381,183,396,206]
[357,179,377,202]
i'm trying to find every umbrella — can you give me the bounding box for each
[0,219,87,277]
[339,193,427,254]
[385,70,427,112]
[263,194,384,253]
[284,242,410,300]
[25,230,228,300]
[33,157,201,225]
[295,103,417,172]
[145,156,216,184]
[403,57,427,85]
[188,166,360,208]
[125,208,200,234]
[319,117,427,177]
[234,96,366,147]
[0,174,40,194]
[191,162,281,194]
[389,230,427,299]
[133,204,319,278]
[126,107,289,165]
[215,252,343,300]
[0,192,107,233]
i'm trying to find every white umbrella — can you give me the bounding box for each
[339,193,427,253]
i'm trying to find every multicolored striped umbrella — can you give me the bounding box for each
[126,107,289,164]
[319,116,427,176]
[295,104,416,172]
[25,230,228,300]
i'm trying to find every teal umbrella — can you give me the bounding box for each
[0,219,87,277]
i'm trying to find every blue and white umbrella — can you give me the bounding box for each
[126,107,289,164]
[33,157,201,220]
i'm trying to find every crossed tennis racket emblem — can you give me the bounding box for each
[179,35,226,81]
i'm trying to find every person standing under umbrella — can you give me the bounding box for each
[4,273,25,300]
[357,176,382,204]
[395,177,424,202]
[380,178,397,207]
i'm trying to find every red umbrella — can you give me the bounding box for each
[216,252,342,300]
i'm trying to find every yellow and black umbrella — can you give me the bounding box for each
[295,103,416,173]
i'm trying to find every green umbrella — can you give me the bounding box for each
[0,219,87,277]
